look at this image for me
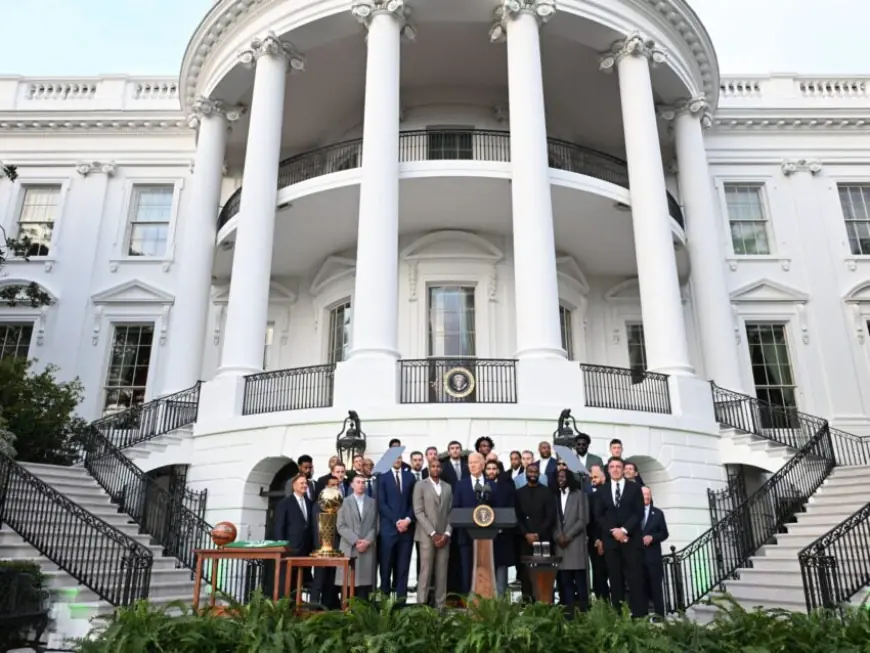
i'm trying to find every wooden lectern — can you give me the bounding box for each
[450,506,517,599]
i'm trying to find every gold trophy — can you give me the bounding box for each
[311,486,344,558]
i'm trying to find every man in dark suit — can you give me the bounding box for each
[441,440,467,487]
[537,441,558,486]
[331,462,351,497]
[624,461,645,486]
[297,454,317,502]
[274,473,315,597]
[388,438,412,472]
[640,486,669,617]
[515,462,556,602]
[376,454,416,601]
[583,464,610,602]
[346,453,365,482]
[314,455,340,497]
[452,451,489,594]
[593,457,646,617]
[507,450,524,482]
[573,433,604,479]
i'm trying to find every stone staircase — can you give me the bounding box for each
[718,427,797,473]
[121,426,193,473]
[1,462,203,617]
[703,464,870,613]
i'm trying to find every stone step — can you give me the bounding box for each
[798,511,866,527]
[827,465,870,479]
[815,484,870,498]
[823,474,870,488]
[807,494,869,510]
[785,522,856,539]
[736,567,868,588]
[48,574,198,604]
[17,463,91,481]
[0,535,157,557]
[11,555,186,573]
[2,506,138,528]
[4,491,117,512]
[722,581,811,608]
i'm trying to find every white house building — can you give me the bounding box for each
[3,1,870,616]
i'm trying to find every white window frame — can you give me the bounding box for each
[625,321,647,371]
[100,322,158,413]
[720,181,773,257]
[2,178,71,265]
[0,319,38,360]
[603,278,643,369]
[112,177,184,267]
[825,173,870,270]
[0,280,54,352]
[556,255,589,362]
[740,320,800,412]
[310,256,356,365]
[325,299,352,365]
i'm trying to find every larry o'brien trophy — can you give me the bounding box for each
[311,486,344,557]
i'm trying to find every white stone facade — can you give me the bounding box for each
[2,1,870,550]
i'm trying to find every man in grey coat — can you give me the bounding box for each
[413,458,453,609]
[553,468,590,611]
[336,475,378,600]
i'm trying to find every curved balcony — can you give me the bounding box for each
[217,129,685,232]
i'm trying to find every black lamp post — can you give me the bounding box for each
[553,408,579,448]
[336,410,367,468]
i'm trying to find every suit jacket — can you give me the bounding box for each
[451,474,491,546]
[641,503,669,569]
[583,484,604,542]
[376,468,416,540]
[579,453,605,475]
[515,484,556,547]
[408,469,426,485]
[413,478,453,541]
[553,488,589,570]
[488,477,517,567]
[538,457,558,486]
[441,459,469,488]
[274,493,314,556]
[593,479,645,550]
[336,494,378,586]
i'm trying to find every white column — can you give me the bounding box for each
[162,99,240,394]
[218,34,303,376]
[665,99,743,390]
[600,33,693,376]
[347,4,404,360]
[493,0,563,359]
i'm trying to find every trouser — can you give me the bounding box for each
[458,544,473,595]
[495,566,508,598]
[417,537,450,608]
[378,534,413,600]
[588,539,610,601]
[558,569,589,612]
[643,559,666,617]
[310,567,339,609]
[603,544,646,618]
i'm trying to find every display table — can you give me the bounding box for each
[192,543,289,609]
[284,556,355,610]
[520,555,562,604]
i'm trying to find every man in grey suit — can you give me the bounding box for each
[336,475,378,600]
[413,458,453,609]
[553,468,590,611]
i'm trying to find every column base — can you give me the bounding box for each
[215,364,261,378]
[668,375,716,423]
[195,374,246,425]
[514,346,567,360]
[332,356,399,409]
[651,362,696,377]
[515,358,584,408]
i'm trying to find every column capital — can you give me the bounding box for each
[657,96,714,128]
[187,97,246,129]
[489,0,556,43]
[351,0,416,40]
[599,31,666,72]
[781,158,823,176]
[75,161,115,177]
[238,32,306,71]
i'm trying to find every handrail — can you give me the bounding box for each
[80,426,254,602]
[216,129,686,230]
[243,364,335,416]
[580,363,671,414]
[0,453,153,606]
[93,382,200,451]
[799,499,870,611]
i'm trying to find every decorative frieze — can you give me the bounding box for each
[187,97,245,129]
[658,96,714,128]
[599,31,667,72]
[238,32,305,71]
[75,161,116,177]
[489,0,556,42]
[781,159,823,176]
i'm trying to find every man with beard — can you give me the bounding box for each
[514,463,556,602]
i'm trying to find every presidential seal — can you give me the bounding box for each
[472,503,495,528]
[443,366,476,398]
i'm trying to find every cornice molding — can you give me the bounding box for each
[598,31,667,72]
[489,0,557,43]
[0,113,188,134]
[710,114,870,131]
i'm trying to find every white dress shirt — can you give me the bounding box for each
[560,487,570,515]
[429,477,442,497]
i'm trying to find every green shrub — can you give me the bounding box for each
[75,592,870,653]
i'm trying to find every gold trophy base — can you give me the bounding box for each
[311,547,343,558]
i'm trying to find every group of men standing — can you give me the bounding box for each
[272,434,670,617]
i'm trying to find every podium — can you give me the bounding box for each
[450,506,517,599]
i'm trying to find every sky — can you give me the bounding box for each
[0,0,866,77]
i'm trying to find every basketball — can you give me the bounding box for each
[210,521,238,546]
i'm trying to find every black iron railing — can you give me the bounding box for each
[0,453,153,606]
[216,129,686,230]
[399,358,518,404]
[93,382,201,451]
[712,384,817,450]
[828,427,870,466]
[580,364,671,414]
[800,500,870,611]
[242,364,336,416]
[708,468,748,526]
[80,428,255,602]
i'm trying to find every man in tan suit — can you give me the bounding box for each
[413,458,453,608]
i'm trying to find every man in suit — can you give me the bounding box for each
[452,451,489,594]
[593,456,646,617]
[507,450,524,482]
[346,453,365,483]
[441,440,467,487]
[388,438,412,472]
[515,450,548,489]
[640,486,669,617]
[413,458,453,608]
[583,464,610,602]
[624,462,645,486]
[310,476,341,609]
[409,451,426,482]
[360,458,377,499]
[297,454,317,502]
[573,433,604,480]
[336,475,378,600]
[274,473,315,597]
[515,462,556,602]
[553,468,590,611]
[314,455,340,497]
[537,441,558,486]
[475,436,505,473]
[332,463,351,497]
[377,453,416,601]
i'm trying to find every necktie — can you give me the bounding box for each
[415,472,421,481]
[455,462,461,479]
[358,498,364,518]
[298,497,307,522]
[642,508,649,529]
[474,478,482,492]
[615,482,622,508]
[395,470,402,494]
[366,479,372,497]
